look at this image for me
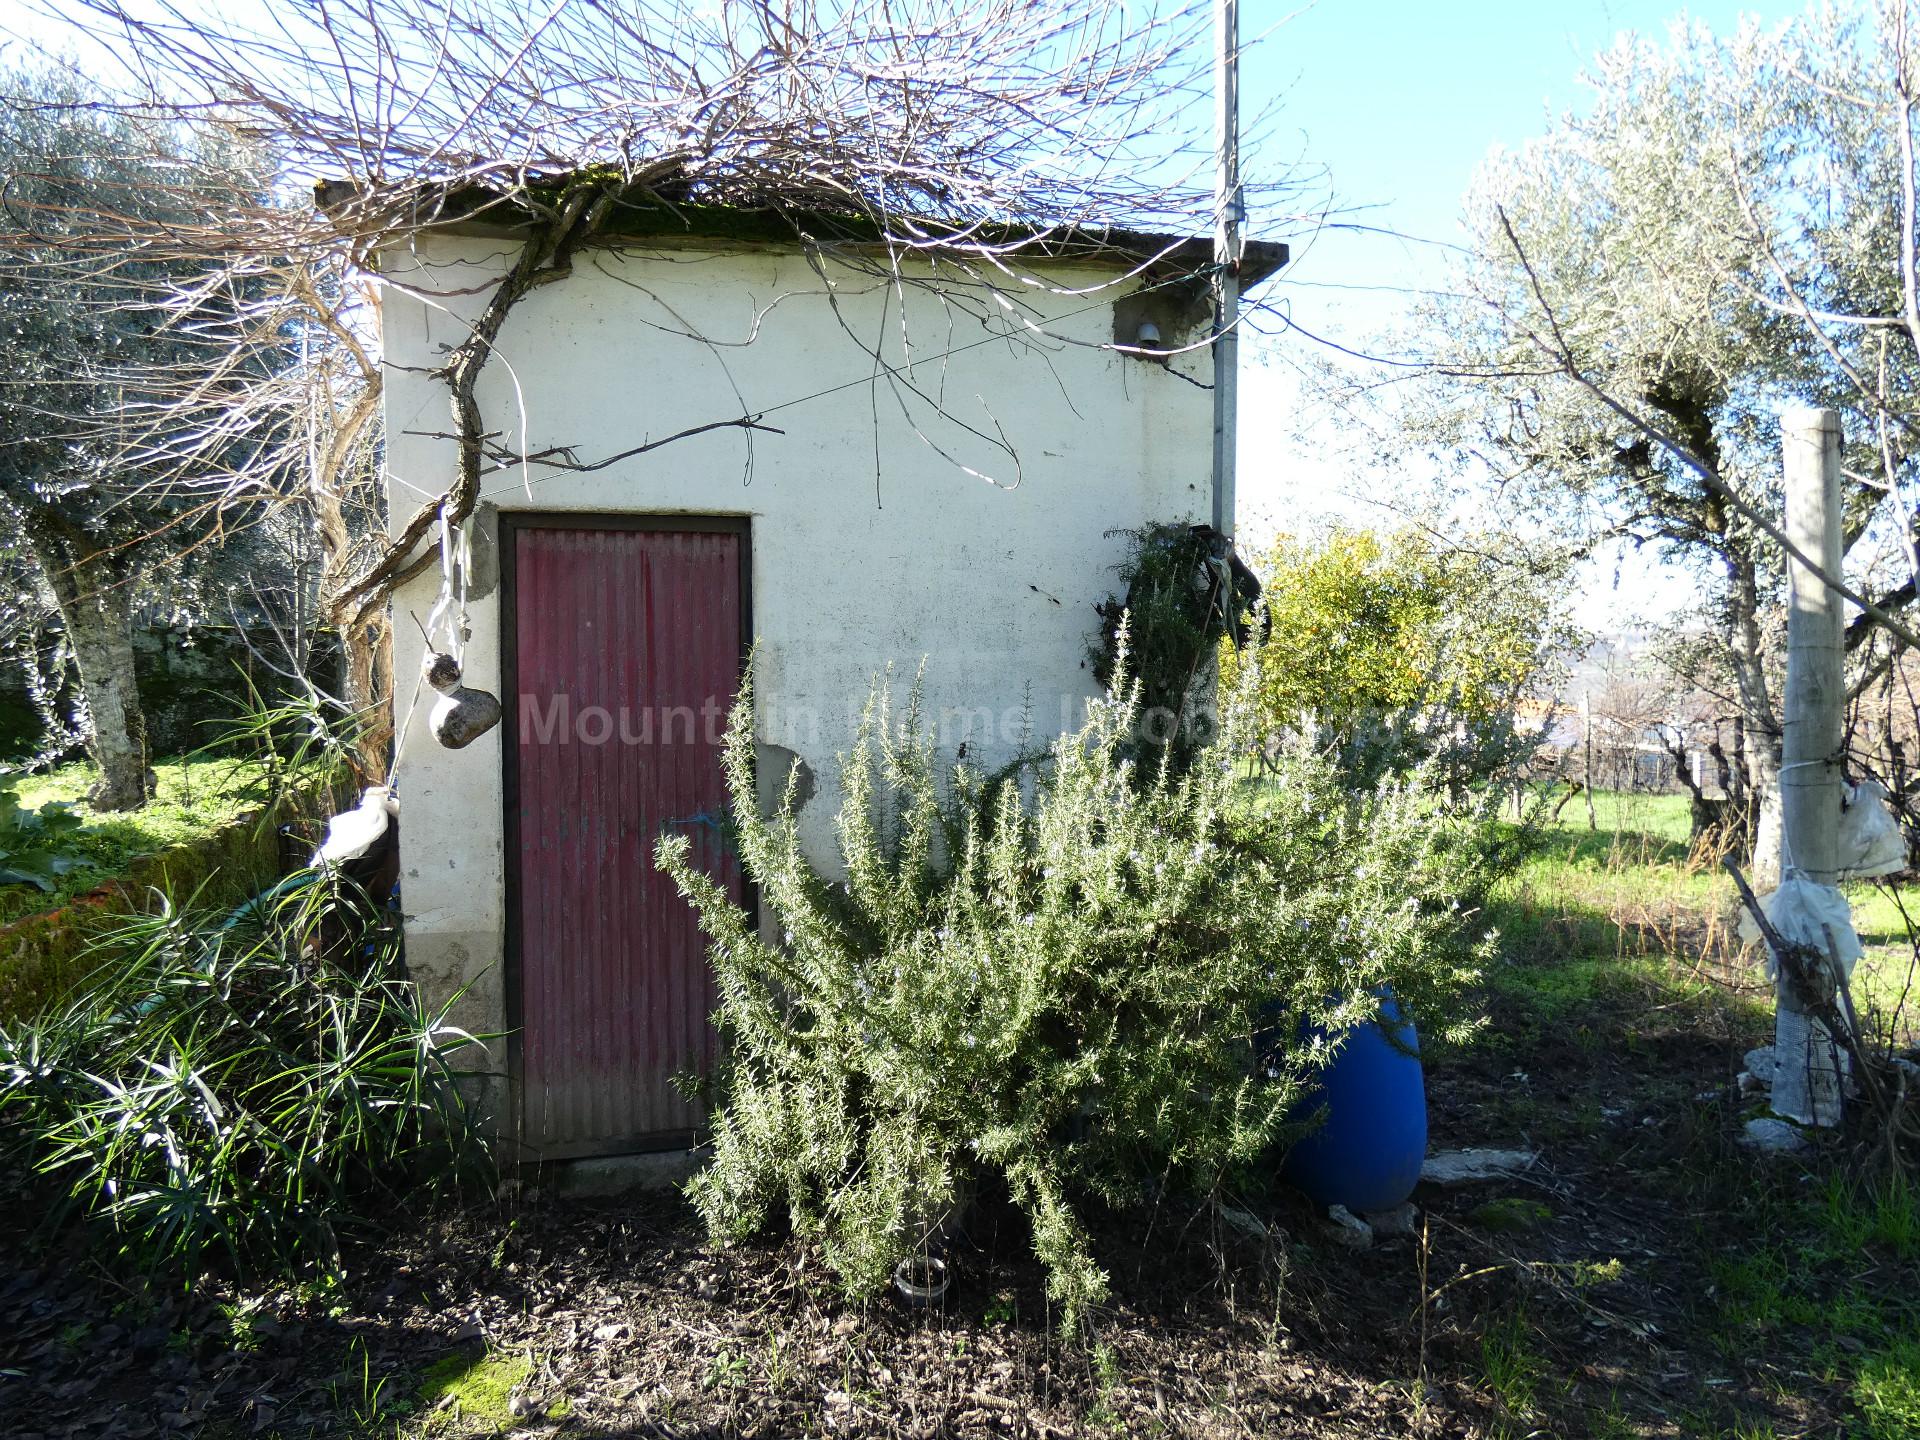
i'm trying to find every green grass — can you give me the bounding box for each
[1855,1337,1920,1440]
[1551,787,1696,845]
[1479,1307,1544,1430]
[1460,786,1920,1435]
[1813,1173,1920,1261]
[1503,787,1918,1041]
[0,756,276,925]
[1708,1247,1822,1334]
[1468,1197,1554,1233]
[1513,790,1715,908]
[1841,882,1920,1035]
[1478,850,1761,1063]
[1703,1179,1920,1437]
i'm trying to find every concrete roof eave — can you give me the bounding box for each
[317,179,1290,290]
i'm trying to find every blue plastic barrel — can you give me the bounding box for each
[1279,990,1428,1214]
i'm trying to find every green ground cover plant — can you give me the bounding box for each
[415,1345,542,1432]
[0,687,368,929]
[0,758,276,925]
[659,653,1508,1327]
[0,781,89,891]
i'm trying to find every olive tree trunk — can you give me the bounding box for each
[24,518,152,810]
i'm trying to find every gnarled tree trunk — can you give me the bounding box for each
[305,366,393,782]
[24,514,152,810]
[1726,550,1782,878]
[338,610,392,781]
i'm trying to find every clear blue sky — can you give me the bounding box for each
[1243,0,1785,345]
[1233,0,1804,628]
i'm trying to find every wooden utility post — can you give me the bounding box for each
[1775,406,1846,1125]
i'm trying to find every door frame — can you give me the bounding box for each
[499,511,753,1163]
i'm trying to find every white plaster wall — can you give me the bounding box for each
[379,236,1214,1053]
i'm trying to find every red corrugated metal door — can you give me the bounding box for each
[507,520,746,1159]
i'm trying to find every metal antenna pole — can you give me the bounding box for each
[1211,0,1241,541]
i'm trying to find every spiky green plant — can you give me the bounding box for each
[0,872,493,1285]
[658,643,1501,1327]
[195,671,369,801]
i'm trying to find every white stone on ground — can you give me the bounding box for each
[1419,1148,1539,1186]
[1740,1117,1810,1155]
[1216,1204,1271,1241]
[1363,1203,1419,1238]
[1324,1204,1374,1250]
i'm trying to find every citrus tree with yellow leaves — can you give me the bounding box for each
[1223,528,1575,793]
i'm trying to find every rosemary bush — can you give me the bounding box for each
[0,874,491,1285]
[658,653,1500,1326]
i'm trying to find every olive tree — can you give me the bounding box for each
[0,69,262,806]
[1387,1,1920,849]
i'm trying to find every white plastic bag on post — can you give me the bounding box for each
[1737,873,1856,1126]
[1736,779,1897,1124]
[1839,780,1905,879]
[1740,876,1862,982]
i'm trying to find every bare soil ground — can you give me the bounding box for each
[2,877,1912,1438]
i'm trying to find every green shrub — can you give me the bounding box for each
[658,649,1501,1326]
[1221,529,1573,797]
[199,679,369,803]
[0,873,493,1285]
[1089,523,1257,774]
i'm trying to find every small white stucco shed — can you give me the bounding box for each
[378,206,1285,1160]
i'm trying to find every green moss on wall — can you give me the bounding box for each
[0,781,342,1023]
